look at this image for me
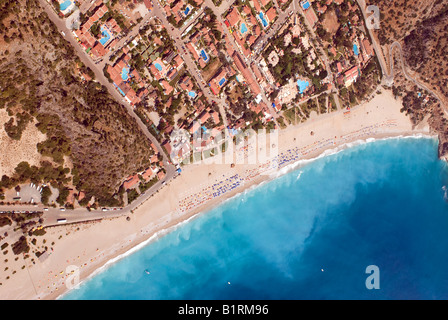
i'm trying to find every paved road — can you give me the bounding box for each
[356,0,391,85]
[202,0,279,121]
[388,41,447,112]
[39,0,174,168]
[30,0,178,224]
[295,0,333,85]
[24,0,341,226]
[150,0,230,128]
[356,0,446,111]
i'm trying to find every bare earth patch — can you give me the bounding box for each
[0,109,46,177]
[322,9,339,35]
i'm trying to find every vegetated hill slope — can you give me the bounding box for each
[0,0,153,206]
[368,0,448,157]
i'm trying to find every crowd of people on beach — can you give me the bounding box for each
[177,120,399,214]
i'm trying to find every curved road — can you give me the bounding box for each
[8,0,180,226]
[388,41,446,111]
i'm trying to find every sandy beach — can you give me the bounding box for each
[0,88,434,300]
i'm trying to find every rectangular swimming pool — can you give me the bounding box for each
[200,49,209,62]
[59,0,72,11]
[353,44,359,56]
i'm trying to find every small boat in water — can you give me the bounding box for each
[144,269,150,275]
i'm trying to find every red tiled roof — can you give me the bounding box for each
[157,171,165,180]
[186,43,199,60]
[141,167,153,181]
[226,7,241,27]
[123,174,139,190]
[91,42,108,57]
[232,51,261,96]
[243,6,251,15]
[337,62,342,73]
[199,111,211,123]
[211,111,220,124]
[143,0,153,10]
[266,7,277,22]
[161,80,173,95]
[162,141,172,154]
[174,55,184,68]
[362,38,374,56]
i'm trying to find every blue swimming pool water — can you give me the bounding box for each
[353,44,359,56]
[59,0,72,11]
[99,27,111,46]
[240,23,248,34]
[302,1,310,10]
[184,7,190,15]
[219,78,226,86]
[63,137,448,300]
[188,91,196,98]
[200,49,209,62]
[114,83,126,96]
[297,79,310,94]
[259,12,268,27]
[121,67,129,81]
[154,63,163,71]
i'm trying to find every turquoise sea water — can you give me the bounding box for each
[63,137,448,299]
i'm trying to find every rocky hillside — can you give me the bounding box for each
[0,0,153,206]
[368,0,448,157]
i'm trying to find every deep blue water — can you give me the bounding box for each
[63,137,448,300]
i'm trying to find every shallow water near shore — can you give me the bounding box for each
[63,137,448,299]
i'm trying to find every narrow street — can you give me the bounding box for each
[29,0,178,224]
[38,0,175,172]
[23,0,338,226]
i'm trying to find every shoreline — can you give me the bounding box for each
[0,89,435,300]
[57,132,435,300]
[58,132,438,299]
